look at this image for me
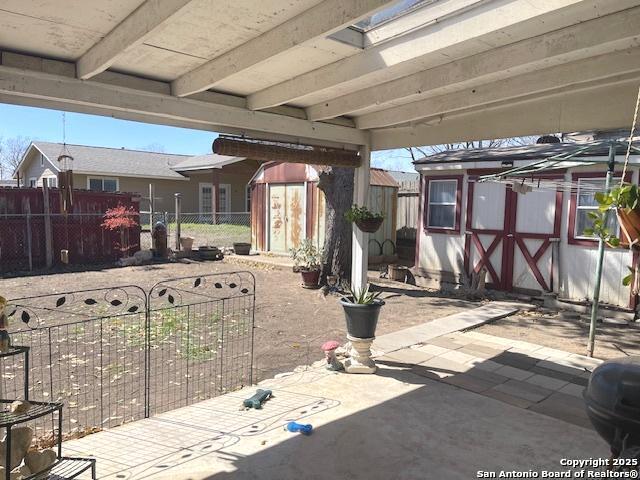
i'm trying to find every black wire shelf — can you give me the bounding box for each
[0,345,29,358]
[0,345,96,479]
[29,456,96,480]
[0,399,61,427]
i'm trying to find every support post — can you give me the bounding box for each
[42,179,53,268]
[174,193,182,251]
[351,144,371,291]
[212,170,220,225]
[149,183,155,222]
[587,143,616,357]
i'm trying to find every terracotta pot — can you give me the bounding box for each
[355,217,383,233]
[179,236,194,252]
[617,208,640,246]
[300,269,321,289]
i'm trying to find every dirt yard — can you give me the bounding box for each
[477,308,640,360]
[0,258,477,382]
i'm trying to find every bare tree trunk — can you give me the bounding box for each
[317,166,354,285]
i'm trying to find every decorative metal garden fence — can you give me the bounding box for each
[2,271,255,439]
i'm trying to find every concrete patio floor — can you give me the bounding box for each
[63,305,609,480]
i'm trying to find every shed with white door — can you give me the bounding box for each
[250,163,398,256]
[413,140,640,309]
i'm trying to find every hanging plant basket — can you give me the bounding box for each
[355,217,384,233]
[617,208,640,246]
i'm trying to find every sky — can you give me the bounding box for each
[0,103,417,172]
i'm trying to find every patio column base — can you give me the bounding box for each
[343,335,376,374]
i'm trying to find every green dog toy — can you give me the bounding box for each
[242,389,272,410]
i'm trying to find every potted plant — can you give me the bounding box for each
[345,205,384,233]
[587,184,640,287]
[289,239,323,289]
[591,183,640,246]
[340,283,384,338]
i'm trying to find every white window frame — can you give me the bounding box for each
[245,184,251,213]
[199,183,231,214]
[426,179,458,230]
[87,176,119,192]
[29,177,37,188]
[574,177,620,240]
[43,176,57,188]
[40,154,44,167]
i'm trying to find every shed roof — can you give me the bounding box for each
[171,154,247,172]
[370,168,399,188]
[414,141,640,165]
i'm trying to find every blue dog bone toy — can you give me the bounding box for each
[242,389,272,409]
[286,421,313,435]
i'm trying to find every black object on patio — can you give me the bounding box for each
[584,356,640,456]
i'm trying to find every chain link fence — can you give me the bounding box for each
[0,213,140,273]
[1,211,251,273]
[141,212,250,250]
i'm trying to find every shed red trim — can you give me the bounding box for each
[568,171,632,247]
[423,175,463,235]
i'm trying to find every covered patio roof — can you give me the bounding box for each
[1,0,639,291]
[0,0,639,150]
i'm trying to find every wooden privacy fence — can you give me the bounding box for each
[396,180,419,242]
[0,187,140,272]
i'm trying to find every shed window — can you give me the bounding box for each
[575,178,619,239]
[427,179,457,229]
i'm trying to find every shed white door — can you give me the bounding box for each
[268,184,305,253]
[465,178,561,292]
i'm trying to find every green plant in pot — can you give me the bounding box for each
[340,283,385,339]
[345,205,384,233]
[289,239,323,289]
[589,183,640,247]
[587,183,640,286]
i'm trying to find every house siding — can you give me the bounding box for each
[16,145,257,214]
[18,149,59,186]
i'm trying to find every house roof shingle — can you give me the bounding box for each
[33,142,190,180]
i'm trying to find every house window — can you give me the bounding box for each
[44,177,57,188]
[88,177,118,192]
[29,178,37,188]
[427,179,458,229]
[219,185,230,212]
[575,178,619,239]
[199,183,231,214]
[40,155,44,167]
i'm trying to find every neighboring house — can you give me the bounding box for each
[413,140,640,309]
[249,162,398,256]
[0,179,17,187]
[13,142,261,213]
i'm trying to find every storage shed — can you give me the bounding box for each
[250,163,398,259]
[414,141,640,309]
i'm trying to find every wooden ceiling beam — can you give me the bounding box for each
[171,0,396,97]
[306,6,640,121]
[77,0,194,80]
[246,0,633,111]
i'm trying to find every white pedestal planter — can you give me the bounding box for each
[343,335,376,374]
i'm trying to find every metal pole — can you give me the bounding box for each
[587,143,616,357]
[174,193,182,251]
